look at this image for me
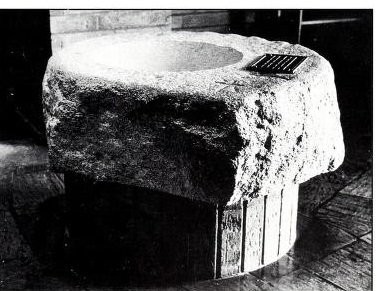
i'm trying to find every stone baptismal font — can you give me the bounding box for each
[42,32,344,282]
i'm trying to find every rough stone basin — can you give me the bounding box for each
[86,40,244,72]
[42,31,345,280]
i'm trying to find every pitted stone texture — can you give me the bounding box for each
[42,31,344,205]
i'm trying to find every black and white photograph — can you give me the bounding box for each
[0,7,373,290]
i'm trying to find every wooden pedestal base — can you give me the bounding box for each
[64,173,298,283]
[217,183,298,278]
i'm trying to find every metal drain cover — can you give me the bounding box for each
[247,54,307,74]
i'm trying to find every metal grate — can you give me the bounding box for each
[247,54,308,74]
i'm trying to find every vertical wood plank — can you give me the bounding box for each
[214,204,222,279]
[263,192,282,265]
[244,195,265,271]
[240,199,247,272]
[279,184,298,255]
[220,202,242,277]
[290,185,299,245]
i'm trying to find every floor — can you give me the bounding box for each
[0,98,372,290]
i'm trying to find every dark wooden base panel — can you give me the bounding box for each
[64,173,298,284]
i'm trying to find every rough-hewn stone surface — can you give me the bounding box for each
[42,31,344,205]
